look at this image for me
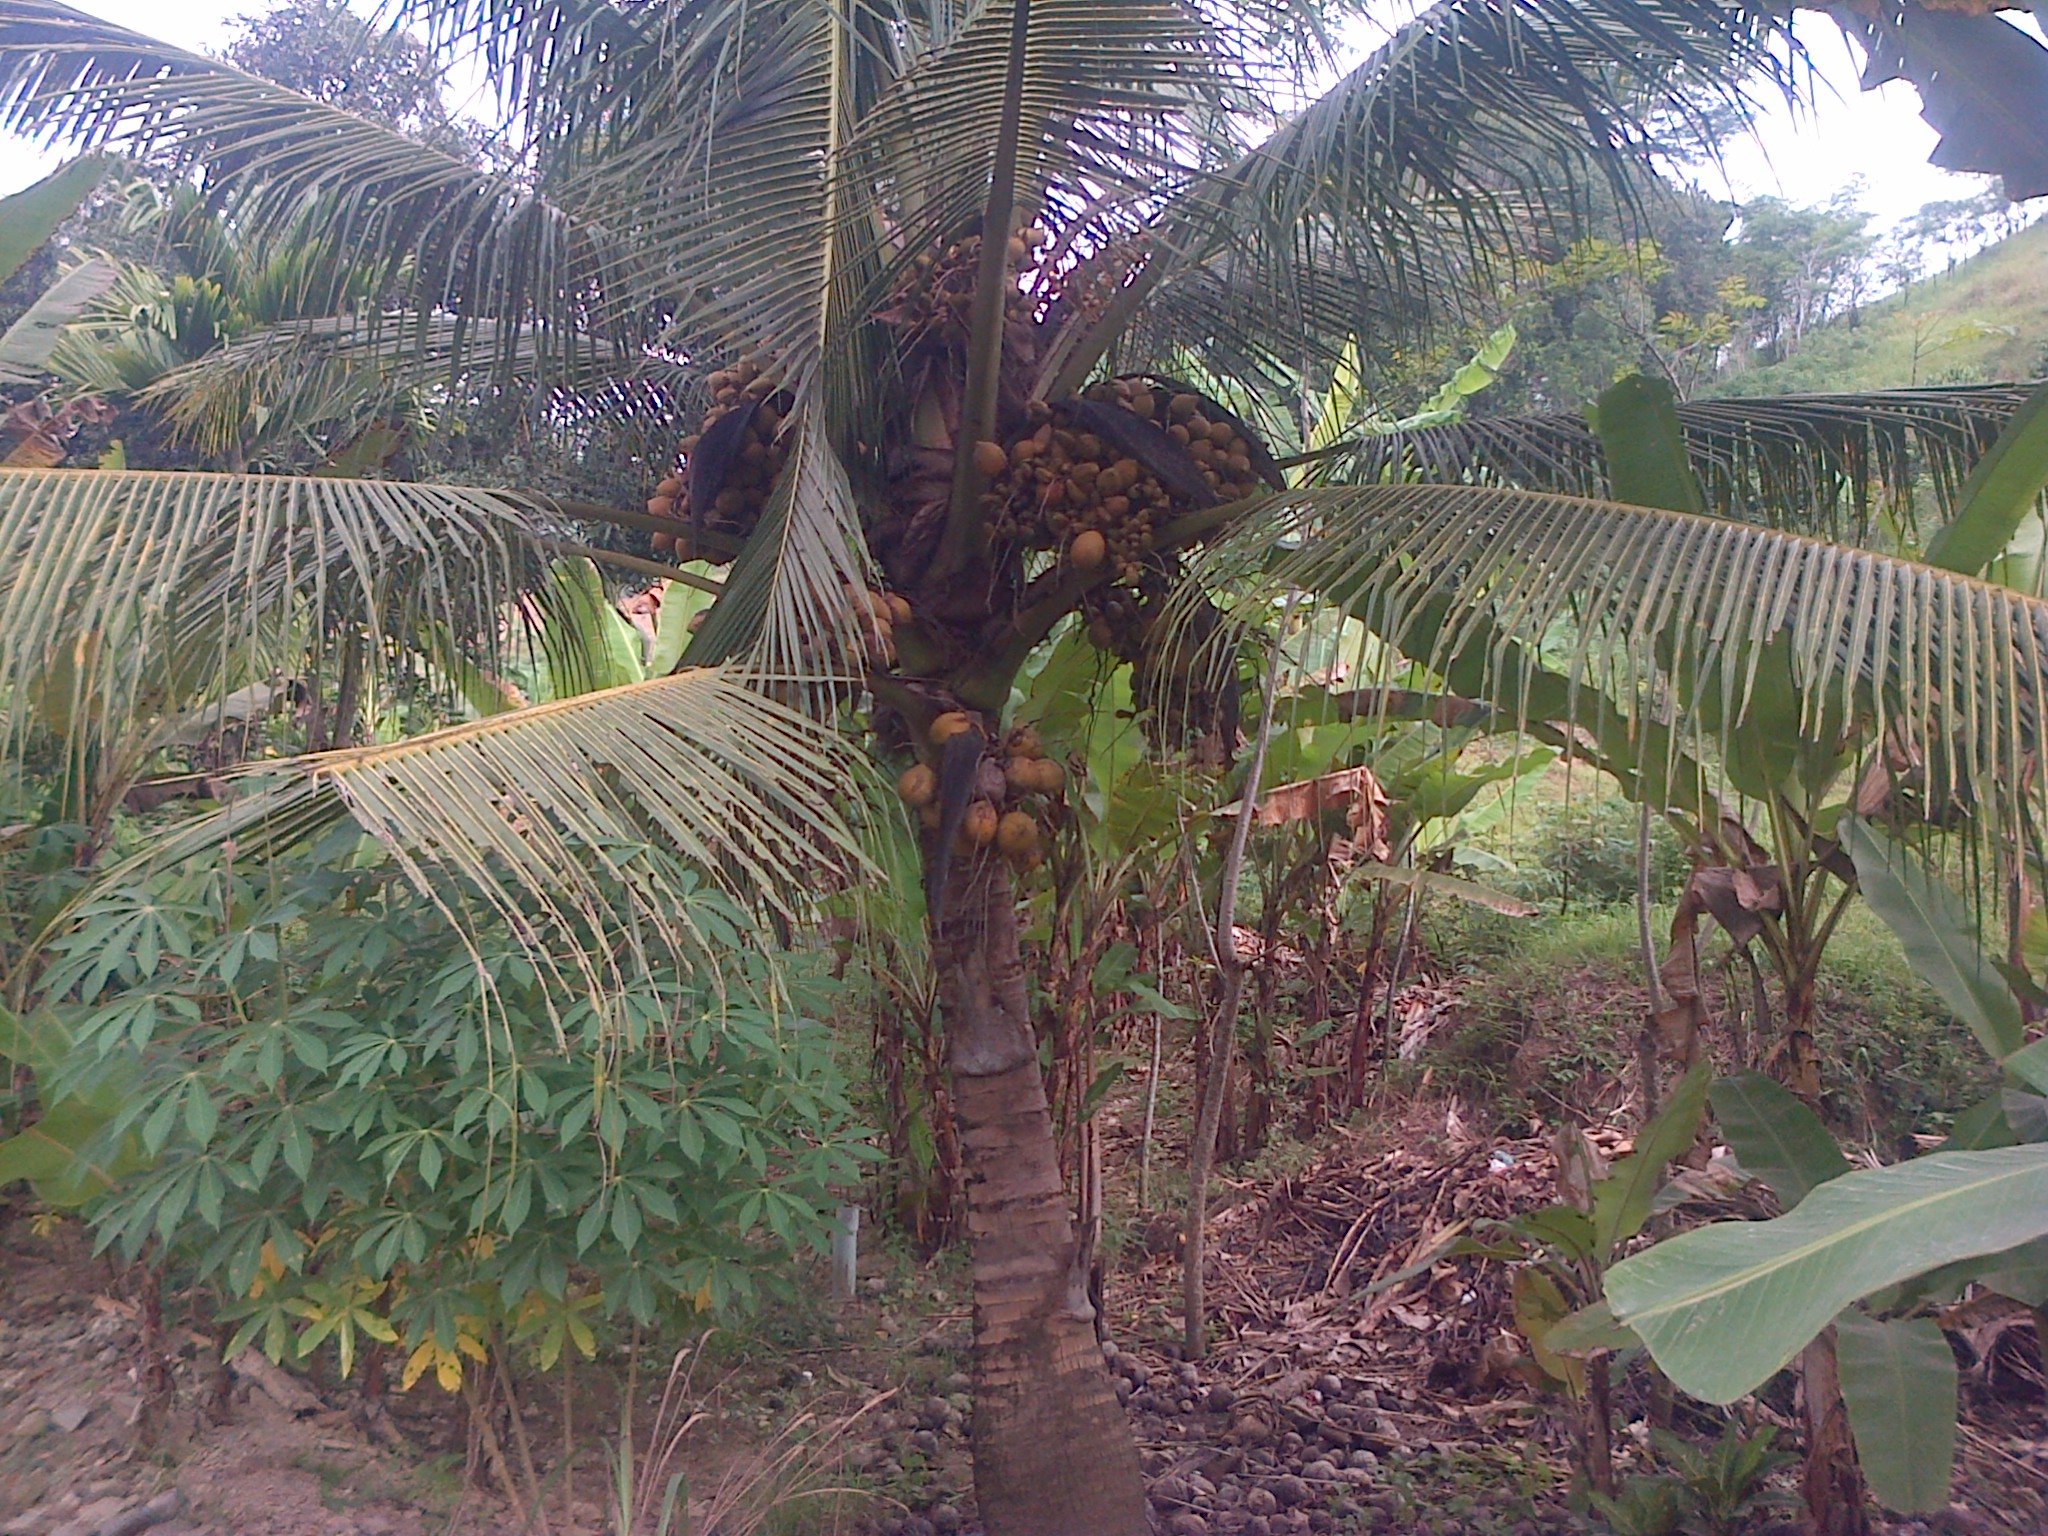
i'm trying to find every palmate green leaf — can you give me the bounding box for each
[1603,1145,2048,1404]
[0,468,544,777]
[133,667,870,1011]
[1188,483,2048,845]
[1834,1312,1958,1515]
[1839,816,2024,1062]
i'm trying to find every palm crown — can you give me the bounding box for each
[4,2,2048,1532]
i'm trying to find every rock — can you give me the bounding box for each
[1245,1521,1272,1536]
[1279,1432,1304,1456]
[2,1510,54,1536]
[1174,1362,1200,1388]
[1167,1516,1209,1536]
[1345,1449,1377,1471]
[48,1501,126,1536]
[50,1401,94,1433]
[1271,1475,1310,1509]
[928,1504,962,1533]
[939,1372,971,1395]
[12,1409,52,1440]
[911,1429,941,1457]
[1228,1414,1269,1446]
[1150,1475,1191,1506]
[1301,1459,1338,1483]
[1244,1488,1279,1517]
[1314,1375,1343,1400]
[99,1494,186,1536]
[899,1519,935,1536]
[1205,1384,1236,1412]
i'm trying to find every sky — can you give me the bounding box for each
[0,0,2033,237]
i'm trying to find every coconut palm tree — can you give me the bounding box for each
[4,2,2048,1533]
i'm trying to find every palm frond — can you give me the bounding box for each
[1077,0,1791,394]
[1333,383,2047,540]
[139,666,871,1010]
[0,0,633,378]
[1189,482,2048,836]
[0,468,545,772]
[683,412,875,689]
[124,312,634,461]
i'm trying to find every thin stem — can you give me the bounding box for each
[1183,595,1292,1358]
[1138,1009,1163,1212]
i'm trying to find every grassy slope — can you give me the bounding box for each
[1714,218,2048,396]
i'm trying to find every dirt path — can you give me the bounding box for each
[0,1222,514,1536]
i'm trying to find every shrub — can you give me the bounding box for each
[20,840,873,1388]
[1533,796,1689,909]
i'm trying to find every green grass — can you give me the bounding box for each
[1714,219,2048,395]
[1427,894,1996,1145]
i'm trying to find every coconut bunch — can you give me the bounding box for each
[1080,563,1175,658]
[980,380,1276,586]
[1094,378,1272,506]
[648,358,793,555]
[897,715,1066,871]
[820,582,915,671]
[873,222,1050,358]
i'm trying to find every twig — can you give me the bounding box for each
[1185,594,1295,1358]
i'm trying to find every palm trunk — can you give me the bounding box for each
[934,854,1147,1536]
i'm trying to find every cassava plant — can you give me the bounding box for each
[5,0,2048,1530]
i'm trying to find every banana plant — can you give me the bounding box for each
[1553,829,2048,1518]
[1451,1063,1713,1496]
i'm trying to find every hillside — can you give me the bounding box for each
[1717,216,2048,395]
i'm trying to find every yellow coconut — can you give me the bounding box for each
[1069,530,1108,572]
[899,764,937,808]
[996,811,1039,860]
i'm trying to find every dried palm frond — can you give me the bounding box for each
[139,667,871,1012]
[0,468,544,775]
